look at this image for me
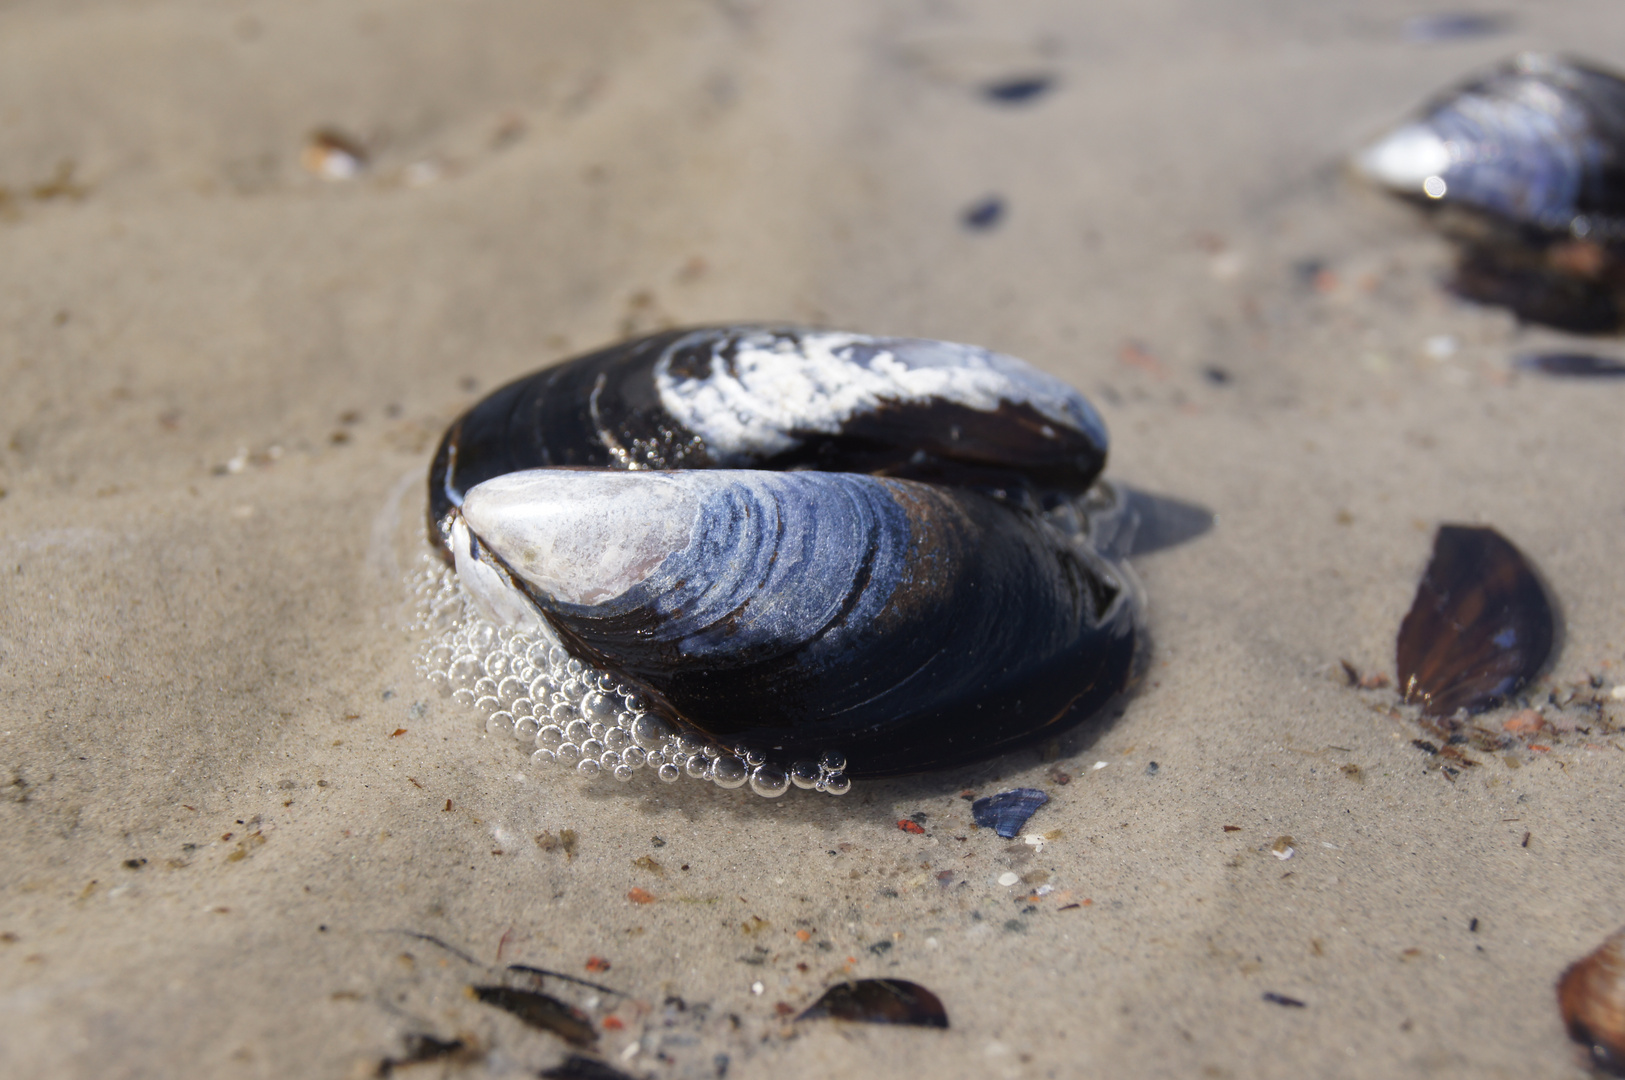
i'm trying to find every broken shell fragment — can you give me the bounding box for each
[970,788,1050,838]
[1396,524,1555,717]
[796,979,949,1028]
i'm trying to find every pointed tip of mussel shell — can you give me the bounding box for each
[971,787,1049,839]
[1559,929,1625,1076]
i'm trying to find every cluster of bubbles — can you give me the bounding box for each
[411,560,851,797]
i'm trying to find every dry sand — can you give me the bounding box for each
[3,2,1624,1077]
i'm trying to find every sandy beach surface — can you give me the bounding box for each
[3,2,1624,1077]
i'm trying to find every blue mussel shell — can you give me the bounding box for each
[429,326,1138,783]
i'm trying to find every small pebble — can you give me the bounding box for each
[997,872,1020,887]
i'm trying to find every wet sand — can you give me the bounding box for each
[2,2,1624,1077]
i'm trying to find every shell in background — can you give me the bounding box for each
[1356,53,1625,243]
[1559,928,1625,1076]
[1355,54,1625,331]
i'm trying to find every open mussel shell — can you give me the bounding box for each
[1396,525,1555,718]
[422,325,1140,790]
[456,467,1135,779]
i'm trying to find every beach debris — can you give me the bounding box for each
[376,1033,478,1076]
[1262,992,1307,1008]
[1558,928,1625,1076]
[421,326,1139,792]
[796,979,949,1028]
[981,75,1055,104]
[962,195,1006,230]
[301,127,368,181]
[539,1054,639,1080]
[896,819,925,834]
[1397,525,1555,717]
[1353,54,1625,330]
[1270,836,1296,860]
[1401,13,1510,44]
[470,985,597,1048]
[1515,352,1625,377]
[971,788,1049,838]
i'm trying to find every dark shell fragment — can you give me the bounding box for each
[971,787,1049,838]
[539,1055,641,1080]
[1515,351,1625,377]
[1396,525,1555,717]
[471,985,597,1048]
[1558,929,1625,1077]
[796,979,949,1028]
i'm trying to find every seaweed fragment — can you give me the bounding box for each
[796,979,949,1028]
[1397,525,1555,717]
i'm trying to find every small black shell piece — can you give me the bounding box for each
[970,787,1050,838]
[796,979,949,1028]
[1396,525,1555,717]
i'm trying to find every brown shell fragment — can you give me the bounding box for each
[796,978,949,1028]
[1397,525,1555,717]
[1558,929,1625,1076]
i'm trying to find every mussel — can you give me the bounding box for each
[419,326,1139,795]
[1354,53,1625,331]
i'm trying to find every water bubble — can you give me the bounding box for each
[536,724,565,748]
[548,645,568,669]
[486,712,515,737]
[742,748,766,768]
[604,728,630,752]
[550,701,576,724]
[580,738,605,759]
[821,771,851,796]
[790,761,820,789]
[530,675,555,701]
[685,756,710,780]
[557,743,581,764]
[527,642,552,669]
[449,656,482,688]
[578,758,601,777]
[564,720,591,744]
[613,765,635,782]
[712,755,749,789]
[750,764,790,798]
[600,749,621,769]
[497,677,527,706]
[632,713,674,750]
[621,746,646,769]
[511,697,535,720]
[474,695,500,714]
[531,748,556,765]
[818,750,847,774]
[451,687,476,708]
[658,763,681,783]
[514,716,540,741]
[484,654,510,680]
[589,722,606,741]
[565,658,584,677]
[473,677,498,699]
[582,692,618,725]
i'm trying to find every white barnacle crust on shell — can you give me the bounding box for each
[652,328,1107,464]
